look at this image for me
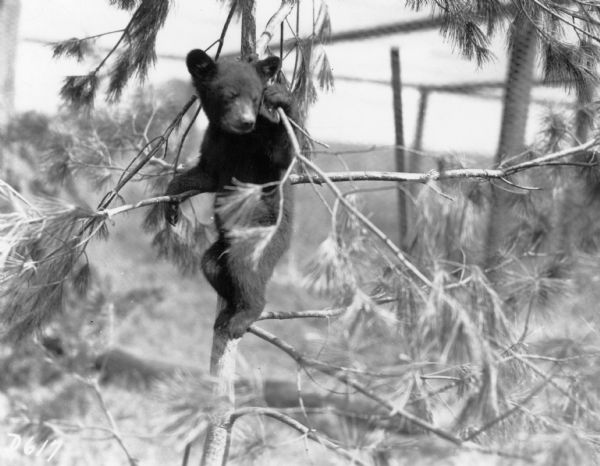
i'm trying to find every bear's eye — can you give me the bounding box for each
[226,90,239,99]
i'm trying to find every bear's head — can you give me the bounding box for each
[186,49,280,135]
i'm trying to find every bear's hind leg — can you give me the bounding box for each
[203,241,267,338]
[222,290,266,338]
[218,269,268,338]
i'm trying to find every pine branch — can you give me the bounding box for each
[230,406,369,466]
[278,108,433,288]
[530,0,600,44]
[98,95,198,210]
[59,0,173,106]
[51,37,97,61]
[503,347,600,423]
[248,325,462,445]
[463,368,557,441]
[2,136,588,257]
[248,325,532,461]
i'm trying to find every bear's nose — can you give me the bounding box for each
[238,115,255,131]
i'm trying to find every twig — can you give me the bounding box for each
[528,0,600,44]
[249,325,533,461]
[96,192,199,218]
[248,325,462,445]
[97,95,198,210]
[520,351,600,363]
[90,1,149,77]
[504,139,599,174]
[62,29,126,43]
[214,0,238,61]
[258,308,346,320]
[84,378,138,466]
[288,116,329,148]
[463,369,556,441]
[295,369,323,462]
[231,406,369,466]
[504,347,600,423]
[277,107,432,287]
[182,443,192,466]
[498,176,540,191]
[173,102,202,174]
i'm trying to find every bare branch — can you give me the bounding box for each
[504,139,598,174]
[214,0,239,61]
[76,377,138,466]
[256,0,298,56]
[288,139,599,185]
[231,406,369,466]
[258,308,345,320]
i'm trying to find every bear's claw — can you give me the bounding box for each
[165,201,180,226]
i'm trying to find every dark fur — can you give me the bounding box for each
[165,49,298,338]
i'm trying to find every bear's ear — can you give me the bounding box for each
[186,49,216,81]
[256,56,280,80]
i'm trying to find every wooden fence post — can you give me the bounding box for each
[390,47,408,248]
[411,87,429,170]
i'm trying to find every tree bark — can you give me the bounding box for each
[0,0,20,127]
[200,321,239,466]
[0,0,21,176]
[484,14,538,273]
[240,0,256,59]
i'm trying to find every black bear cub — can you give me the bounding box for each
[165,49,298,338]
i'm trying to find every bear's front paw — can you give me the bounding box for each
[263,85,292,112]
[165,201,180,226]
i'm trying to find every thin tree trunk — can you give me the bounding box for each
[200,313,239,466]
[484,14,538,273]
[0,0,20,126]
[201,2,257,464]
[0,0,21,174]
[240,0,256,58]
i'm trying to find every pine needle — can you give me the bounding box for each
[108,0,138,10]
[51,38,94,62]
[0,181,100,340]
[215,180,265,232]
[59,74,98,109]
[151,217,207,275]
[543,40,600,98]
[301,234,356,299]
